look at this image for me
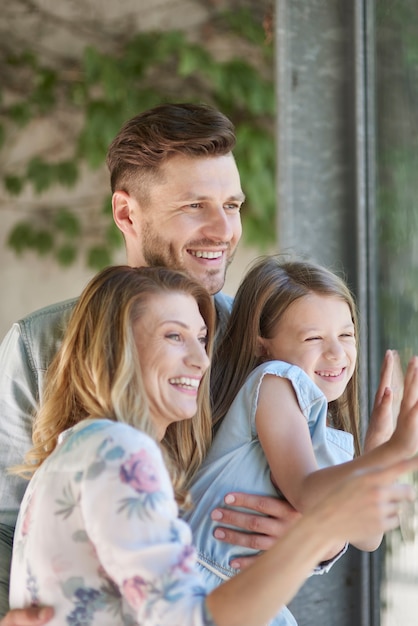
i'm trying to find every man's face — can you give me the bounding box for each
[125,154,244,295]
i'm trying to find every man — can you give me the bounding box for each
[0,102,303,624]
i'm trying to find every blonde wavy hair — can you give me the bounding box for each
[13,265,215,508]
[211,256,361,457]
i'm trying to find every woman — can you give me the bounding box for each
[8,265,418,626]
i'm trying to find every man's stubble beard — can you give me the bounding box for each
[141,223,235,295]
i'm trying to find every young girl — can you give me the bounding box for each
[185,255,418,626]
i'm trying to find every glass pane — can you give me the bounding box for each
[376,2,418,623]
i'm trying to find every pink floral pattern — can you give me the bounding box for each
[174,545,196,574]
[122,575,148,610]
[10,420,214,626]
[120,449,161,494]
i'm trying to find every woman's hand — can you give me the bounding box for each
[0,607,53,626]
[323,457,418,545]
[211,494,300,570]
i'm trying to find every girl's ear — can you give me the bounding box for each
[256,337,269,358]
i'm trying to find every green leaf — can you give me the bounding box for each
[4,175,24,195]
[6,50,37,68]
[220,8,268,47]
[55,161,79,187]
[7,222,35,254]
[78,100,119,167]
[177,45,211,77]
[26,157,54,193]
[106,223,123,249]
[87,245,112,270]
[100,56,128,103]
[56,244,78,266]
[83,46,103,85]
[54,209,81,237]
[8,103,31,127]
[32,230,54,255]
[101,194,113,215]
[32,68,57,112]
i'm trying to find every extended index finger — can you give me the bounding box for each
[400,356,418,413]
[374,350,394,408]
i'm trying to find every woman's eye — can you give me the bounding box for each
[198,335,208,346]
[166,333,181,342]
[305,336,321,342]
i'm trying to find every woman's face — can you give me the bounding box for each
[260,293,357,402]
[133,292,210,439]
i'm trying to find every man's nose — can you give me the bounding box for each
[202,206,234,241]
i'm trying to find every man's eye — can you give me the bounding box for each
[305,336,321,342]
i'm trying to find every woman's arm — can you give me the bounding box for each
[206,458,417,626]
[3,459,416,626]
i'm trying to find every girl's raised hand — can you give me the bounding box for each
[390,356,418,457]
[364,350,403,453]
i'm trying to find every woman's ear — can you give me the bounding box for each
[256,337,269,358]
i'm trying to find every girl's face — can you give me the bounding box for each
[133,292,210,439]
[259,293,357,402]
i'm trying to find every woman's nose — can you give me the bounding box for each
[186,341,210,372]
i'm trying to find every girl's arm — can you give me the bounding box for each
[256,374,348,558]
[257,357,418,553]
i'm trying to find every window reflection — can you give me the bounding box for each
[376,2,418,623]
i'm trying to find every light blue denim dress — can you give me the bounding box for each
[185,360,354,626]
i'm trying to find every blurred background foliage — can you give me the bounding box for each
[0,0,276,270]
[376,0,418,362]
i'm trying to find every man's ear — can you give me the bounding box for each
[255,337,269,358]
[112,190,136,236]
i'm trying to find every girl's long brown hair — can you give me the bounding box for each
[13,265,215,508]
[211,256,361,456]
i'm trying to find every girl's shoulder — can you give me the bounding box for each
[250,360,317,389]
[249,361,326,417]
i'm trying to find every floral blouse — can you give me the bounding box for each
[9,419,216,626]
